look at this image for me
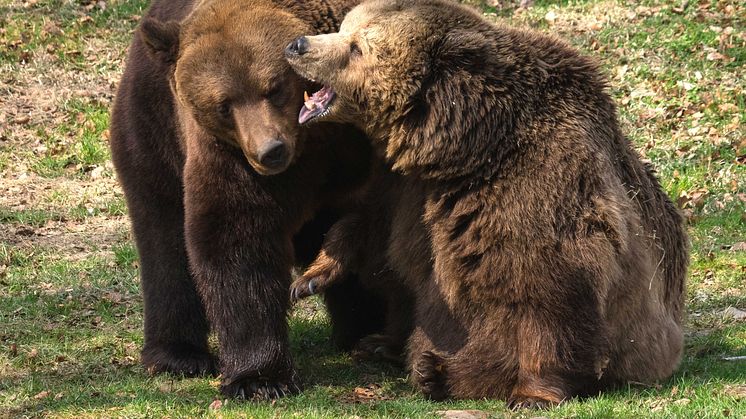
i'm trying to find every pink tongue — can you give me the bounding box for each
[298,86,333,124]
[299,105,318,124]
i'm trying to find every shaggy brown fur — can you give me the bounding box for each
[285,0,688,407]
[109,0,393,399]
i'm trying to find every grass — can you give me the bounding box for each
[0,0,744,417]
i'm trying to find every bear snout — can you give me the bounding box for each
[257,139,290,172]
[285,36,309,56]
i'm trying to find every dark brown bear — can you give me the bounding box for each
[109,0,390,399]
[285,0,689,408]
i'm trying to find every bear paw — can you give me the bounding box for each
[142,344,218,377]
[414,350,450,401]
[290,275,327,301]
[220,372,301,400]
[351,334,405,366]
[506,394,556,410]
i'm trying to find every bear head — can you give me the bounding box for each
[141,0,318,175]
[284,0,516,180]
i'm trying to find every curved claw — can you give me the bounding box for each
[307,278,316,295]
[290,276,322,302]
[507,396,553,411]
[222,376,302,401]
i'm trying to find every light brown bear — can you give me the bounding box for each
[285,0,688,408]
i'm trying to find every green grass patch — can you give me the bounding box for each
[0,207,64,227]
[29,98,112,178]
[0,0,148,65]
[1,0,744,417]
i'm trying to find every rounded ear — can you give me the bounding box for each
[139,17,181,65]
[389,30,506,179]
[430,29,490,71]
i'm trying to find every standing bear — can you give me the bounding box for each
[286,0,689,408]
[110,0,390,399]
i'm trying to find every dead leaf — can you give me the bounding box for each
[33,390,51,400]
[718,103,738,112]
[209,399,223,410]
[730,242,746,252]
[104,291,122,303]
[353,386,377,400]
[42,21,62,37]
[677,189,708,210]
[722,306,746,320]
[13,115,30,125]
[340,384,391,404]
[672,0,689,14]
[706,51,726,61]
[722,385,746,399]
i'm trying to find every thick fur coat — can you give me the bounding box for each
[286,0,688,407]
[110,0,389,399]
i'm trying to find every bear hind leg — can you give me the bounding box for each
[413,350,451,401]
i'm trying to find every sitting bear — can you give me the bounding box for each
[285,0,688,408]
[109,0,395,399]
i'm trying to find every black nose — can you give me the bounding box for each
[258,140,288,170]
[285,36,309,56]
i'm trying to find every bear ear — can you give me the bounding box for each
[430,29,490,72]
[140,17,181,65]
[392,29,495,178]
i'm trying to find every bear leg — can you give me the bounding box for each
[131,185,216,377]
[508,282,609,408]
[113,147,215,377]
[183,150,305,399]
[323,278,388,350]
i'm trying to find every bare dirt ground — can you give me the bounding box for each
[0,4,130,263]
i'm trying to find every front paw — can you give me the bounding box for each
[290,275,325,302]
[507,394,556,410]
[220,371,301,400]
[141,344,218,377]
[351,334,405,366]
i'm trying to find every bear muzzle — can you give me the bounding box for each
[257,139,290,172]
[285,36,310,56]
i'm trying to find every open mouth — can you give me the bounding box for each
[299,85,336,124]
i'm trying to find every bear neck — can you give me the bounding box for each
[367,84,526,188]
[367,23,608,189]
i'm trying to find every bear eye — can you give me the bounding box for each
[350,42,362,57]
[266,85,288,107]
[217,100,231,119]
